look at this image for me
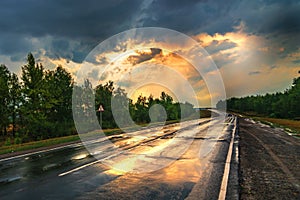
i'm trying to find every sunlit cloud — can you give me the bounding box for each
[2,19,298,108]
[191,21,300,99]
[126,48,162,65]
[71,30,225,107]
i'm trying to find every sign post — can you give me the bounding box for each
[97,104,104,127]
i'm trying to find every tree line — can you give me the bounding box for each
[216,75,300,119]
[73,79,196,132]
[1,53,196,144]
[0,53,74,144]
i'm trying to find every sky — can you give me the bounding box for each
[0,0,299,107]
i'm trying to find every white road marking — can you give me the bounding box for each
[58,152,122,177]
[58,160,101,177]
[218,116,237,200]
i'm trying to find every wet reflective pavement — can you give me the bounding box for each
[0,116,235,199]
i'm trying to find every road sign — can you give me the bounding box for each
[98,105,104,112]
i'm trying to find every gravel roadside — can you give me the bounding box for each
[239,117,300,200]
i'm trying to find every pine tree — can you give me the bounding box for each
[21,53,47,140]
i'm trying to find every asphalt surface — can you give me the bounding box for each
[0,115,237,200]
[239,118,300,200]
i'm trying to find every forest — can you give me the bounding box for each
[217,73,300,119]
[0,53,196,145]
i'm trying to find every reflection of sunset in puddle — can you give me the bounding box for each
[106,153,203,184]
[105,136,204,184]
[137,139,174,154]
[106,156,139,175]
[123,135,147,145]
[107,138,179,174]
[156,138,204,183]
[79,120,228,199]
[103,120,210,184]
[159,158,202,183]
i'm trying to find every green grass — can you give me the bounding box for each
[253,117,300,137]
[228,110,300,137]
[0,135,80,155]
[0,128,123,155]
[230,110,300,137]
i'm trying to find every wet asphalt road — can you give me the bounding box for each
[0,116,236,200]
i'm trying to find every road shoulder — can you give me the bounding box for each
[239,117,300,200]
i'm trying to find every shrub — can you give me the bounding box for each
[4,138,11,146]
[14,137,22,144]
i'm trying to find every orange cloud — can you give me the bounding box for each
[126,48,162,65]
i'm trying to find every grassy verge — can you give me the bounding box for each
[253,117,300,137]
[230,110,300,137]
[0,135,80,155]
[0,110,213,156]
[0,128,122,155]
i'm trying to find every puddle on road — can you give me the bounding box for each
[79,172,196,200]
[104,131,206,181]
[104,137,191,174]
[157,136,205,183]
[157,158,202,183]
[106,157,139,175]
[71,153,89,160]
[77,120,231,199]
[103,123,209,181]
[115,135,149,147]
[80,136,206,200]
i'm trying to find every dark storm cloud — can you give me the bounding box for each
[0,0,142,61]
[43,39,91,63]
[0,33,33,55]
[0,0,141,38]
[46,39,71,60]
[232,0,300,35]
[140,0,300,60]
[141,0,237,35]
[127,48,162,65]
[0,0,299,63]
[228,1,300,58]
[138,0,300,38]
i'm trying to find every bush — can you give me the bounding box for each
[14,137,22,144]
[4,138,11,146]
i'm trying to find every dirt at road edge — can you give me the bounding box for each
[239,117,300,200]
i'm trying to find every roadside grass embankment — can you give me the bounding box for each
[253,117,300,137]
[0,128,123,156]
[229,111,300,137]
